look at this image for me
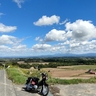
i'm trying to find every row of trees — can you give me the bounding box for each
[20,57,96,68]
[2,57,96,69]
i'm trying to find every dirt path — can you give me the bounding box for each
[51,84,96,96]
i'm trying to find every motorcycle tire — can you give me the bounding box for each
[41,85,49,96]
[25,84,31,92]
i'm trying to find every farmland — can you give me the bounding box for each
[42,65,96,79]
[1,57,96,84]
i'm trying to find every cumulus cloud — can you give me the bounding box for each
[0,44,29,56]
[0,35,21,45]
[35,19,96,54]
[0,23,17,32]
[44,29,72,42]
[0,45,10,51]
[33,15,60,26]
[31,43,63,54]
[65,19,96,41]
[32,44,51,52]
[44,19,96,42]
[13,0,24,8]
[0,35,29,56]
[31,43,68,54]
[1,19,96,56]
[44,29,66,42]
[11,45,27,53]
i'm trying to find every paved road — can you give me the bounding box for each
[0,69,16,96]
[0,70,39,96]
[54,84,96,96]
[2,69,96,96]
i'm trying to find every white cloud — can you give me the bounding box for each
[33,15,60,26]
[0,35,29,56]
[1,19,96,56]
[31,43,62,54]
[36,19,96,54]
[65,19,96,41]
[11,45,28,53]
[44,29,71,42]
[43,19,96,43]
[0,45,29,56]
[0,45,11,51]
[13,0,24,8]
[32,44,51,52]
[50,46,60,52]
[0,35,22,45]
[13,45,27,49]
[0,23,17,32]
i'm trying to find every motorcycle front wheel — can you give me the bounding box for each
[41,85,49,96]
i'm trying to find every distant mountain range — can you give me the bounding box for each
[53,53,96,57]
[30,53,96,58]
[38,53,96,58]
[0,53,96,58]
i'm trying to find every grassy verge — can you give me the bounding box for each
[6,68,27,84]
[6,67,96,85]
[48,77,96,84]
[6,67,51,84]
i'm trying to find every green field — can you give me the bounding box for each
[58,65,96,70]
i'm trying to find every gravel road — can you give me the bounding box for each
[52,84,96,96]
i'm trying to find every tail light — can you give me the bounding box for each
[31,81,35,85]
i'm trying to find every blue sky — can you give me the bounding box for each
[0,0,96,57]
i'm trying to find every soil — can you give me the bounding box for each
[42,68,96,79]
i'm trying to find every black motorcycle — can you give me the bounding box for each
[25,72,49,96]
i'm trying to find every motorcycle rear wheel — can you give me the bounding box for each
[25,85,31,91]
[41,85,49,96]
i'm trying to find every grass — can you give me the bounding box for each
[59,65,96,70]
[21,69,29,75]
[48,77,96,85]
[71,65,96,70]
[0,67,3,69]
[6,65,96,85]
[6,67,51,84]
[6,68,27,84]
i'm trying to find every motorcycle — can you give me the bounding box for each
[25,72,49,96]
